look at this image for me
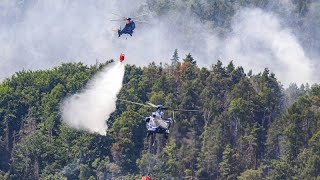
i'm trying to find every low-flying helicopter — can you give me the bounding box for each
[110,12,150,38]
[117,99,199,138]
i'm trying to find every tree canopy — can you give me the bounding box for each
[0,56,319,179]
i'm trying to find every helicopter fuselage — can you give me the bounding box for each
[145,111,171,134]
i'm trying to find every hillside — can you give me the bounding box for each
[0,56,319,179]
[0,1,319,179]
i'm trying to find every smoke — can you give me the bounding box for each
[61,62,125,135]
[220,9,315,85]
[0,0,318,85]
[299,1,320,61]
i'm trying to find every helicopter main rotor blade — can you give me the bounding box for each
[147,102,157,108]
[132,13,150,19]
[118,99,154,108]
[134,20,152,24]
[165,107,200,112]
[161,105,199,112]
[172,109,200,112]
[110,19,125,21]
[161,106,170,110]
[110,12,126,19]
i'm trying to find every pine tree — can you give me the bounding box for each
[219,145,236,179]
[183,53,196,65]
[170,49,180,66]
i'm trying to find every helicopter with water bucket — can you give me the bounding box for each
[117,99,199,139]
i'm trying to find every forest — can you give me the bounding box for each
[1,0,319,179]
[0,52,319,179]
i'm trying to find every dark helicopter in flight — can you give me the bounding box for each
[117,99,199,139]
[110,13,150,38]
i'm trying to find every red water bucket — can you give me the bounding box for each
[141,176,152,180]
[119,54,125,62]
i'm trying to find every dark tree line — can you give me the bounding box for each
[0,51,319,179]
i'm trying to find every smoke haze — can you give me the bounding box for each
[61,62,125,135]
[0,0,319,85]
[221,9,314,85]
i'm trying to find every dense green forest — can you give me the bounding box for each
[1,0,319,179]
[0,52,319,179]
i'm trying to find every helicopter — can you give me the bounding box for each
[117,99,199,139]
[110,12,150,38]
